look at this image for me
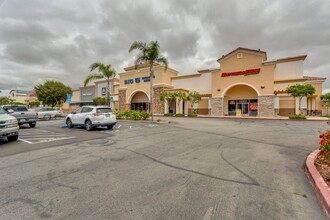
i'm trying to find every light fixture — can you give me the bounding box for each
[261,85,265,89]
[217,89,221,92]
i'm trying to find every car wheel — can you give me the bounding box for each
[66,118,73,128]
[29,122,36,128]
[85,119,93,131]
[7,135,18,142]
[44,115,51,120]
[107,125,114,129]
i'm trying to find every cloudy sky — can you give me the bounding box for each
[0,0,329,95]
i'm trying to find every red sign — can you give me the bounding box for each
[221,68,260,77]
[249,103,258,111]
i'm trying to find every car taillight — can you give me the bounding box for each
[36,112,38,116]
[92,113,101,116]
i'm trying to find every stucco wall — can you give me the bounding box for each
[213,52,275,98]
[119,65,178,104]
[171,72,212,94]
[274,60,304,80]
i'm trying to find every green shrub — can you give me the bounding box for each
[115,110,150,120]
[289,114,307,120]
[140,111,150,120]
[188,113,197,117]
[157,119,162,122]
[175,113,185,117]
[131,111,141,120]
[321,114,330,118]
[164,113,174,116]
[115,110,125,119]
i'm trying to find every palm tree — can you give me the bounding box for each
[129,41,168,121]
[187,91,202,113]
[84,63,116,107]
[160,91,176,113]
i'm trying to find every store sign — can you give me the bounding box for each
[249,102,258,111]
[102,87,106,96]
[124,76,151,85]
[82,93,93,96]
[221,68,260,77]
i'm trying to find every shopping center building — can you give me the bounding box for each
[70,47,326,117]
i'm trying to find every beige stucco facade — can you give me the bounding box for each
[72,47,326,117]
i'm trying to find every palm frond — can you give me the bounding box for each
[104,67,117,78]
[156,56,168,70]
[84,73,104,87]
[128,41,146,53]
[89,62,105,72]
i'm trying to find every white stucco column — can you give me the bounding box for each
[184,101,188,114]
[295,97,299,114]
[164,100,169,114]
[301,96,307,109]
[179,99,183,114]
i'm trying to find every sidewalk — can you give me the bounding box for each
[156,114,330,121]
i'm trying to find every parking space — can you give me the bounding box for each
[58,121,159,133]
[18,128,75,144]
[1,118,328,219]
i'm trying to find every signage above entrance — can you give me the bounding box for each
[221,68,260,77]
[124,76,151,85]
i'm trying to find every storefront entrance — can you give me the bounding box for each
[228,99,258,116]
[130,91,149,112]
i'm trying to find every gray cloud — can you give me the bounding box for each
[0,0,329,95]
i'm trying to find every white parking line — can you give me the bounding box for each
[18,138,33,144]
[18,129,75,144]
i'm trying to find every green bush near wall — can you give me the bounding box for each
[175,113,185,117]
[188,113,197,117]
[289,114,307,120]
[115,110,150,120]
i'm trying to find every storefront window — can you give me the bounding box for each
[228,99,258,116]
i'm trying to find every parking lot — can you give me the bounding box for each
[0,117,329,219]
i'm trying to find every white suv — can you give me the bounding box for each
[0,107,19,141]
[65,106,116,131]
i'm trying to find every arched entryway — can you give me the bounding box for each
[129,91,149,111]
[222,84,259,116]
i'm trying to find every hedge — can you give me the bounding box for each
[289,114,307,120]
[115,110,150,120]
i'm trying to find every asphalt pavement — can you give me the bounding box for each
[0,117,329,219]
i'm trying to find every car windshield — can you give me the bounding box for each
[3,106,28,111]
[96,108,112,113]
[0,107,6,114]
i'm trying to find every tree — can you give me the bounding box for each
[286,84,315,114]
[129,40,168,121]
[35,80,72,107]
[321,93,330,115]
[187,91,202,113]
[29,100,40,108]
[0,97,13,105]
[84,63,116,106]
[174,91,186,114]
[160,91,176,113]
[93,97,107,106]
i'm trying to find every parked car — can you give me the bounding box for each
[34,107,62,120]
[0,106,19,141]
[65,106,116,131]
[2,105,38,128]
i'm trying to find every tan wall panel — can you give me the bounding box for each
[212,52,275,97]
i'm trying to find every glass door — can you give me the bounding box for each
[236,103,249,116]
[242,103,249,115]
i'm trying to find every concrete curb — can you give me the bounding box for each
[117,119,170,124]
[155,115,330,122]
[305,149,330,219]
